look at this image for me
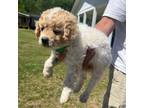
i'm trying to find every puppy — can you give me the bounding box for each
[35,7,112,103]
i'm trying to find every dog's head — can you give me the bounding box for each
[35,7,77,47]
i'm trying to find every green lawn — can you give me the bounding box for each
[18,29,109,108]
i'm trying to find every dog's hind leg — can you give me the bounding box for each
[80,67,104,103]
[43,50,56,78]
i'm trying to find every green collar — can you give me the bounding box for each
[55,45,69,53]
[53,45,69,64]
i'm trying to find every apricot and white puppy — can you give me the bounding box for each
[35,7,112,104]
[35,7,77,78]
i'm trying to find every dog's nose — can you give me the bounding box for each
[41,37,49,46]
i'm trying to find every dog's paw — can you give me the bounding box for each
[43,71,52,78]
[79,93,89,103]
[43,68,53,78]
[60,95,69,104]
[60,87,72,104]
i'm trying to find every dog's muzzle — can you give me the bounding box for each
[41,37,49,46]
[40,36,54,47]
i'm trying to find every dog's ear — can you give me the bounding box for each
[35,21,40,38]
[63,16,77,41]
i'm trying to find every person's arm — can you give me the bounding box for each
[96,16,116,36]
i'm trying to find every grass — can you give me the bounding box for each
[18,29,109,108]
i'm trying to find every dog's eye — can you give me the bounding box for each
[41,27,45,31]
[53,28,64,35]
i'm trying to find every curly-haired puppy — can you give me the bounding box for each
[35,7,112,103]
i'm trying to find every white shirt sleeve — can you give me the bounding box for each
[103,0,126,22]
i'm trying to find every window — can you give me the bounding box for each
[78,7,97,27]
[86,10,93,26]
[79,14,84,23]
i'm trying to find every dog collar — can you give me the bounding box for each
[55,45,70,53]
[53,45,69,64]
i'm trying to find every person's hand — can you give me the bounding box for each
[83,48,95,67]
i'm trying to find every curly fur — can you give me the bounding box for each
[35,7,112,103]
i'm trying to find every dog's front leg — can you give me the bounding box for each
[73,67,84,93]
[60,65,76,104]
[43,50,56,78]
